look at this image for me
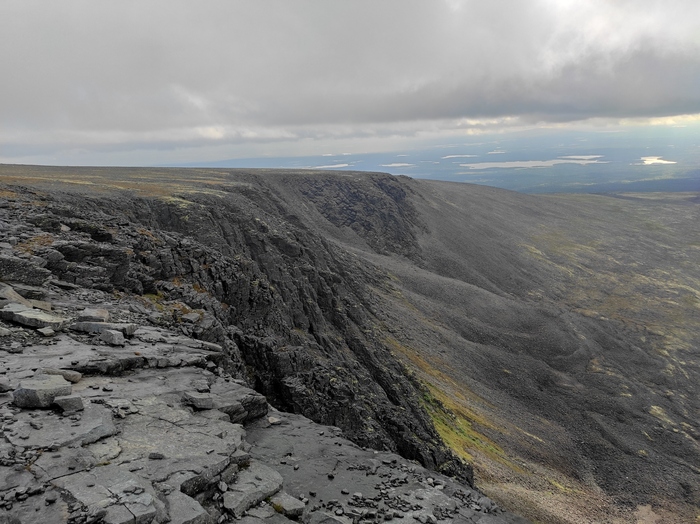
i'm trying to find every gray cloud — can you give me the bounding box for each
[1,0,699,163]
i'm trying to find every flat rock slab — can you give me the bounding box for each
[270,491,306,518]
[5,404,116,448]
[1,303,67,330]
[210,381,268,423]
[70,321,138,337]
[13,374,72,408]
[0,282,33,307]
[32,447,97,481]
[246,412,529,524]
[224,460,283,517]
[52,465,166,524]
[165,489,214,524]
[183,390,215,409]
[77,307,110,322]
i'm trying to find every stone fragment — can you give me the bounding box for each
[54,394,85,413]
[71,321,138,337]
[270,491,306,518]
[0,326,11,336]
[8,282,47,300]
[0,282,32,307]
[166,489,213,524]
[181,312,201,323]
[37,326,55,337]
[0,304,67,330]
[39,367,83,383]
[13,375,72,408]
[0,380,12,393]
[183,391,215,410]
[29,299,52,311]
[78,308,110,322]
[101,329,126,346]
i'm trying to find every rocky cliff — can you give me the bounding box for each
[1,165,698,524]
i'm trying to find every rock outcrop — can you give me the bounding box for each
[0,182,526,523]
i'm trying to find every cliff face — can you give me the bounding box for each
[0,171,471,486]
[1,165,698,524]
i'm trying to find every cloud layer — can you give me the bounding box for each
[2,0,699,163]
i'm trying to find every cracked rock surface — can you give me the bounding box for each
[0,279,524,524]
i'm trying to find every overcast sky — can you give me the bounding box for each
[1,0,700,165]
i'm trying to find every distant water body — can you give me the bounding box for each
[171,128,700,194]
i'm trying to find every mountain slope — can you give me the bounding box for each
[1,164,698,523]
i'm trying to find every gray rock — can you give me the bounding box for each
[183,391,215,410]
[6,282,47,300]
[0,380,12,393]
[0,254,51,286]
[181,312,201,323]
[36,326,55,337]
[54,394,85,412]
[305,512,345,524]
[13,375,72,408]
[270,491,306,518]
[78,307,110,322]
[0,282,32,307]
[28,299,52,311]
[197,409,231,422]
[53,465,166,524]
[71,321,138,337]
[39,368,83,383]
[32,447,96,481]
[101,329,126,346]
[166,490,214,524]
[6,404,116,448]
[0,304,67,330]
[223,460,283,517]
[0,326,10,336]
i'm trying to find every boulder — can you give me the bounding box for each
[270,491,306,518]
[77,307,110,322]
[183,391,215,410]
[101,329,126,346]
[165,490,214,524]
[0,254,51,286]
[13,375,72,408]
[54,394,85,413]
[39,368,83,383]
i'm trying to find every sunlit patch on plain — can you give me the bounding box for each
[460,157,609,169]
[635,156,677,165]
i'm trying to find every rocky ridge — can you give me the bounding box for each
[0,183,527,523]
